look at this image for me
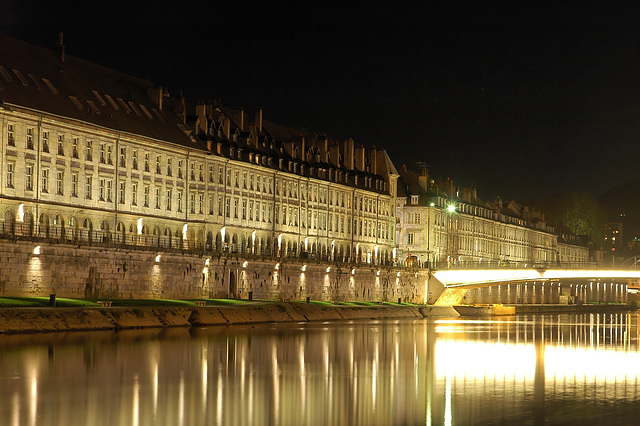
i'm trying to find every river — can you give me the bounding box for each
[1,312,639,425]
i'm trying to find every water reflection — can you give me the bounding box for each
[1,313,640,425]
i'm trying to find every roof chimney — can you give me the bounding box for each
[255,109,263,132]
[418,167,429,190]
[343,138,354,171]
[57,32,65,63]
[355,146,365,171]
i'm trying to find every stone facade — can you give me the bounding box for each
[0,240,429,303]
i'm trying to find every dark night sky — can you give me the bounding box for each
[3,2,640,203]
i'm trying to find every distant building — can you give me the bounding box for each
[604,222,623,257]
[395,166,599,267]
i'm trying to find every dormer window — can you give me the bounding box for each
[411,195,419,204]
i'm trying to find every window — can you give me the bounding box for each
[155,187,161,209]
[144,153,150,172]
[71,173,78,197]
[225,198,230,217]
[6,162,14,188]
[208,165,213,182]
[177,190,183,212]
[218,167,223,184]
[234,170,239,187]
[178,160,183,179]
[99,179,105,201]
[156,155,161,174]
[226,169,231,186]
[99,144,105,163]
[56,170,64,195]
[199,164,203,182]
[408,233,415,245]
[249,200,253,220]
[106,179,112,202]
[198,194,203,214]
[189,192,196,213]
[411,195,419,204]
[7,124,15,146]
[119,147,126,167]
[234,198,239,218]
[119,181,126,204]
[132,150,138,170]
[167,158,172,176]
[42,131,49,153]
[208,195,214,215]
[107,146,113,165]
[143,185,149,207]
[26,128,34,150]
[85,176,92,199]
[243,172,247,189]
[242,200,247,219]
[72,138,78,158]
[131,183,138,206]
[218,197,223,216]
[41,168,49,193]
[166,188,172,210]
[86,141,92,161]
[57,135,64,155]
[190,163,195,180]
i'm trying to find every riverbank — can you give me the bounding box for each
[0,303,461,334]
[0,303,634,334]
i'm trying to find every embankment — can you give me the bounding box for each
[0,303,460,334]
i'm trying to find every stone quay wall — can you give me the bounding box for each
[0,240,430,303]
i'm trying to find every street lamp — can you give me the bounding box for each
[427,202,435,268]
[446,203,457,267]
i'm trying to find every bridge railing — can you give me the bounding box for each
[417,260,619,270]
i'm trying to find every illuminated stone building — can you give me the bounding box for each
[396,167,597,267]
[0,35,398,265]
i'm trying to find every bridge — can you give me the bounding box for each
[428,264,640,305]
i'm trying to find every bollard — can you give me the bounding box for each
[306,296,310,304]
[49,294,56,307]
[248,291,253,301]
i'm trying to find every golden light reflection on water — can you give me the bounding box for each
[1,314,640,424]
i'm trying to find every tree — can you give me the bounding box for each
[544,192,607,243]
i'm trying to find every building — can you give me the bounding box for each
[395,166,599,268]
[0,35,398,265]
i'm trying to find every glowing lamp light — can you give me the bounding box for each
[33,246,41,255]
[376,270,381,276]
[155,255,161,263]
[326,267,331,273]
[351,269,355,275]
[447,204,456,213]
[242,261,249,268]
[275,263,280,270]
[205,258,210,266]
[302,264,307,272]
[397,272,401,277]
[430,202,435,207]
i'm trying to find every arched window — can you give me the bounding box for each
[83,218,93,242]
[3,210,15,235]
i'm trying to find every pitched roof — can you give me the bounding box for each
[0,35,192,147]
